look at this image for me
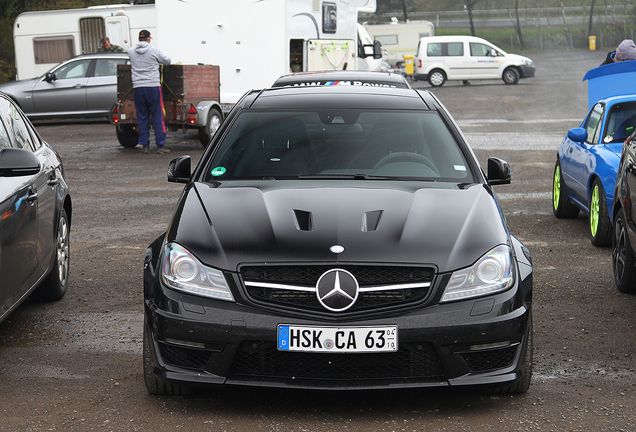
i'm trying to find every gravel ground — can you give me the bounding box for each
[2,49,636,431]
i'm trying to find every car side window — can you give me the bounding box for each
[585,103,604,144]
[427,42,463,57]
[446,42,464,56]
[94,58,128,77]
[0,100,13,151]
[7,104,37,152]
[470,43,491,56]
[0,119,12,151]
[54,59,91,80]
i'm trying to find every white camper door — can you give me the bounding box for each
[307,39,356,71]
[105,15,131,50]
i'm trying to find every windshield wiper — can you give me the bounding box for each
[298,174,375,180]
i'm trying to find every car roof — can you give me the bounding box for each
[272,71,411,89]
[248,85,432,111]
[597,93,636,105]
[66,52,129,61]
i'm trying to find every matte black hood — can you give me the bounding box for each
[169,181,509,273]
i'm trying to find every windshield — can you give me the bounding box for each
[203,110,474,182]
[603,101,636,144]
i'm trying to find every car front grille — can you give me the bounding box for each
[240,265,435,313]
[229,341,445,381]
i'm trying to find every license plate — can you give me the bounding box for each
[277,325,397,353]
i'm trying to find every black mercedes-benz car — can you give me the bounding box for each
[143,82,533,395]
[0,92,72,324]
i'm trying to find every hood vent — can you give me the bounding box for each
[293,209,314,231]
[362,210,383,232]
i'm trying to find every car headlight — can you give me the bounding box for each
[523,59,534,66]
[441,245,514,303]
[161,243,234,301]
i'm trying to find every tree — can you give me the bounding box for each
[464,0,479,36]
[588,0,598,37]
[513,0,525,48]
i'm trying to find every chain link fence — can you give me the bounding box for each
[361,4,635,51]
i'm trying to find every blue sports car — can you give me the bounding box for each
[553,94,636,246]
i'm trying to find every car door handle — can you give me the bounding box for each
[74,84,85,88]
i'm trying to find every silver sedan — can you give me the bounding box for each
[0,53,129,119]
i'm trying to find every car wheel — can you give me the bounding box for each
[116,124,139,148]
[30,208,69,302]
[613,208,636,293]
[198,107,222,147]
[502,67,520,85]
[589,179,612,246]
[552,160,579,218]
[427,69,446,87]
[490,309,533,394]
[143,325,193,396]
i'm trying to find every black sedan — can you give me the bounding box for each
[0,92,72,324]
[143,83,533,395]
[612,129,636,292]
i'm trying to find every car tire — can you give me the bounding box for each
[552,160,579,219]
[198,107,223,147]
[613,208,636,293]
[116,124,139,148]
[503,67,520,85]
[490,309,533,394]
[30,208,69,302]
[589,178,612,247]
[143,325,193,396]
[427,69,446,87]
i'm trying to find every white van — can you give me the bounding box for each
[412,35,535,87]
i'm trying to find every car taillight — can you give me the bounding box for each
[418,59,422,68]
[188,105,197,124]
[111,104,119,123]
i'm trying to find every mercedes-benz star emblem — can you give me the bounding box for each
[316,269,359,312]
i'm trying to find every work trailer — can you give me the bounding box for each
[13,3,155,80]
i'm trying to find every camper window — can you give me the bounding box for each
[33,36,75,65]
[375,35,399,46]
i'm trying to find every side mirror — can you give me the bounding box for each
[0,148,41,177]
[490,49,498,57]
[167,155,191,183]
[487,157,511,185]
[373,40,383,59]
[567,127,587,143]
[45,72,56,83]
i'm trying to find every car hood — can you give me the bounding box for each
[168,181,509,273]
[0,77,40,92]
[506,53,533,64]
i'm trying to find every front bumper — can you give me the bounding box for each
[519,64,536,78]
[144,269,532,391]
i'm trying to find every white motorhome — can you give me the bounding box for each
[155,0,382,106]
[364,19,434,65]
[13,4,155,80]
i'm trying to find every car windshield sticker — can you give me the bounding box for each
[280,81,398,88]
[454,165,467,171]
[211,167,226,176]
